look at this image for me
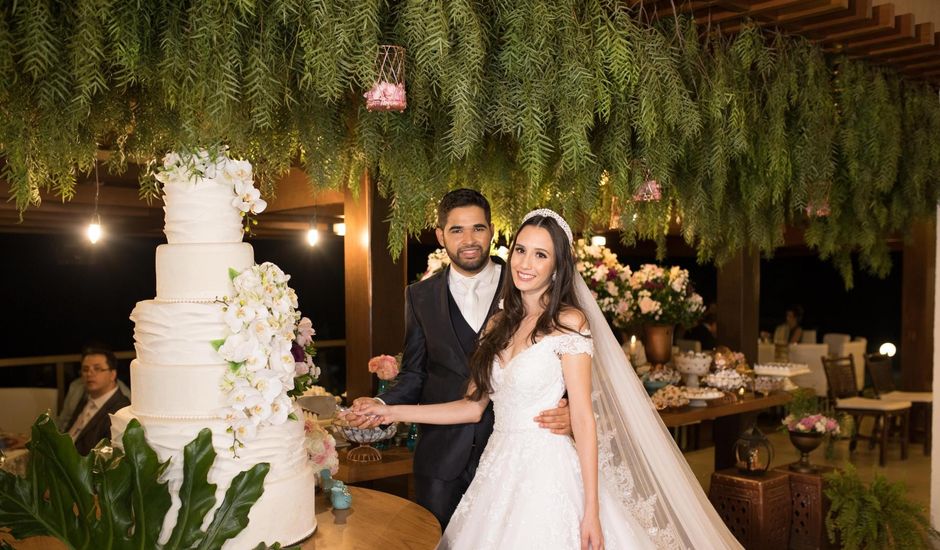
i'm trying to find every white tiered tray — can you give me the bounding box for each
[682,387,724,407]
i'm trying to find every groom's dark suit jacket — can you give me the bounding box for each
[379,258,504,481]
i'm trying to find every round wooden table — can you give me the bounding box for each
[300,486,440,549]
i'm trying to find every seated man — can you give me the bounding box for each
[63,346,130,454]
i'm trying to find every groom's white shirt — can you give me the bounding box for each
[448,259,501,333]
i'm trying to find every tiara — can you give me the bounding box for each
[522,208,573,244]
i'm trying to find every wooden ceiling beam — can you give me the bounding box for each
[696,0,826,25]
[784,0,871,35]
[864,25,936,60]
[835,14,916,55]
[720,0,850,33]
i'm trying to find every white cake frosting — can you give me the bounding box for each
[112,153,315,548]
[162,177,244,244]
[156,243,254,301]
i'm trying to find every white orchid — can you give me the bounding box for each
[269,395,292,425]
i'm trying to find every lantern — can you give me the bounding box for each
[364,45,407,112]
[734,426,773,475]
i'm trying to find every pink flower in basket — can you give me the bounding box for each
[368,354,400,381]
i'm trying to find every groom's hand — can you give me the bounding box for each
[343,397,385,429]
[534,398,572,435]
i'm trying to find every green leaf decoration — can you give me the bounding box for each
[2,6,940,283]
[210,339,226,352]
[121,419,173,549]
[164,429,217,549]
[0,414,271,550]
[196,463,269,550]
[228,268,240,282]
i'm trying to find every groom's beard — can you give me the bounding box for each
[447,245,488,273]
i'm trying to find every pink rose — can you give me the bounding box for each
[368,354,400,381]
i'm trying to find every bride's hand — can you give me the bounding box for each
[580,513,604,550]
[356,400,393,422]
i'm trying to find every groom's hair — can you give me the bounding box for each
[437,188,491,228]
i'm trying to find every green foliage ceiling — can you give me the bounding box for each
[2,1,940,284]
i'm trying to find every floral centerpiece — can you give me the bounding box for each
[713,348,748,371]
[418,245,509,281]
[573,238,632,328]
[214,262,320,455]
[627,265,705,327]
[304,411,339,476]
[781,389,847,473]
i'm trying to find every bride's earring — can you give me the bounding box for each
[552,271,557,282]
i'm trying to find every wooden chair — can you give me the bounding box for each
[866,353,932,455]
[822,355,911,467]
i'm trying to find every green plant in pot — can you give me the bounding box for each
[824,463,939,549]
[0,413,275,549]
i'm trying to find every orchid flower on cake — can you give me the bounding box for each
[214,262,320,455]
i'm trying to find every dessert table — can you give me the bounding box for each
[659,391,792,470]
[300,486,440,549]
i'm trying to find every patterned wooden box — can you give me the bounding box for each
[708,468,791,550]
[773,464,837,550]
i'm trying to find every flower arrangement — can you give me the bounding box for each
[368,354,400,381]
[214,262,320,455]
[154,147,267,234]
[303,411,338,475]
[783,413,841,436]
[573,238,633,328]
[627,264,705,327]
[651,385,689,410]
[418,245,510,281]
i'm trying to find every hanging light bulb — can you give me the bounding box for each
[87,157,103,244]
[306,227,320,246]
[87,214,102,244]
[333,222,346,236]
[590,235,607,247]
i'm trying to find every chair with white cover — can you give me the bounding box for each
[841,341,867,391]
[822,333,851,355]
[0,388,58,434]
[823,356,911,467]
[866,353,932,455]
[788,343,830,399]
[757,342,775,365]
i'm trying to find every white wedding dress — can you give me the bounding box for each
[439,332,659,549]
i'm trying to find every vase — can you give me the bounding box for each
[788,431,824,473]
[643,324,674,364]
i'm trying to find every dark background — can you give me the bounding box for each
[2,232,902,396]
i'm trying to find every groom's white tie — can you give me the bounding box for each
[464,278,481,331]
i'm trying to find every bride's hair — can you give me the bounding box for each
[467,214,583,400]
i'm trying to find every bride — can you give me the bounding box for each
[354,209,741,549]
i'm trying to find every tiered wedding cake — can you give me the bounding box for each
[111,151,317,548]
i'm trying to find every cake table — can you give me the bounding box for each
[301,486,440,549]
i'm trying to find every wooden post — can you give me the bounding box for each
[902,215,936,391]
[716,249,760,365]
[344,172,408,400]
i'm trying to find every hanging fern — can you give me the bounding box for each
[1,2,939,282]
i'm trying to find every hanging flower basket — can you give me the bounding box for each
[804,199,830,218]
[364,45,407,112]
[633,171,662,202]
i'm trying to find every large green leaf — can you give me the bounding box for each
[0,415,271,550]
[120,419,172,550]
[164,429,217,549]
[0,413,95,547]
[196,463,269,550]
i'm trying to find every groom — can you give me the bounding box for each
[347,189,571,528]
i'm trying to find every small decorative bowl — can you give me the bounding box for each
[643,379,670,396]
[338,424,398,463]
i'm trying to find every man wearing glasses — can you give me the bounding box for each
[61,346,130,454]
